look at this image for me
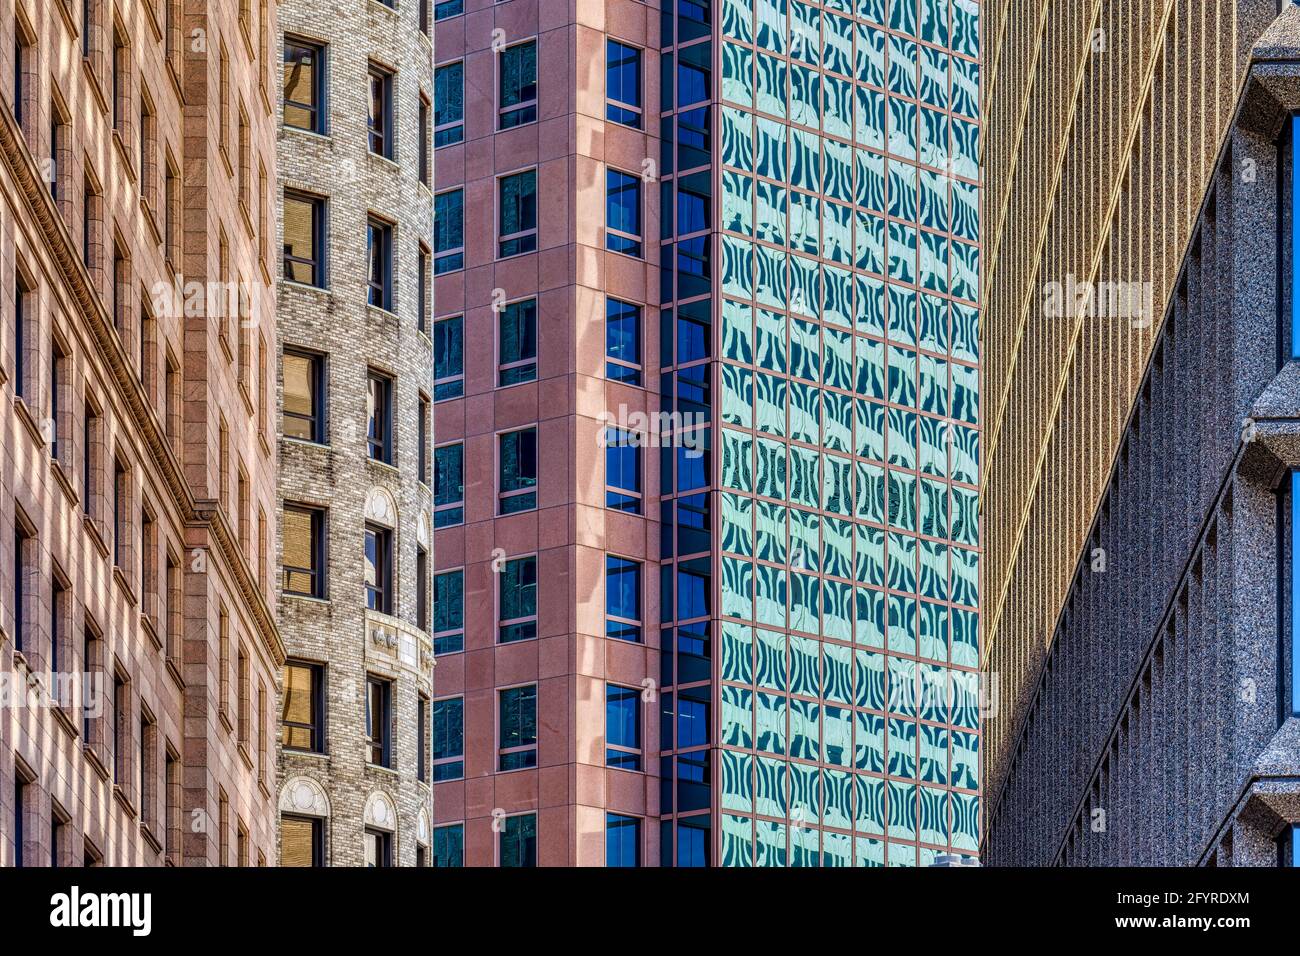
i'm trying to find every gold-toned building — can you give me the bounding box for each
[981,0,1300,865]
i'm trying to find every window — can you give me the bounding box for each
[13,24,29,133]
[499,813,536,867]
[113,459,130,569]
[498,685,537,771]
[434,190,464,274]
[367,62,394,159]
[365,829,392,867]
[51,809,67,868]
[498,298,537,386]
[283,38,326,133]
[434,315,464,399]
[432,696,464,781]
[13,273,30,401]
[606,41,642,128]
[282,661,324,753]
[499,427,537,514]
[282,815,324,866]
[434,443,464,527]
[435,0,462,21]
[418,395,430,483]
[140,89,157,204]
[165,749,180,864]
[365,676,392,767]
[420,0,431,34]
[500,556,537,644]
[51,574,68,705]
[417,694,429,782]
[498,170,537,257]
[50,101,69,207]
[416,545,429,632]
[112,672,128,785]
[13,521,31,654]
[605,429,642,513]
[434,62,463,147]
[366,217,394,310]
[164,550,181,661]
[282,191,325,287]
[606,169,643,256]
[498,41,536,129]
[366,370,393,463]
[417,245,430,335]
[606,684,642,770]
[283,349,325,442]
[164,154,179,264]
[140,710,157,828]
[51,337,70,464]
[432,824,463,867]
[13,775,26,868]
[418,94,431,185]
[364,524,394,614]
[282,505,325,598]
[605,298,642,385]
[606,813,641,867]
[434,570,464,655]
[112,29,128,135]
[606,557,642,642]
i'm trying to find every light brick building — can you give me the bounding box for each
[274,0,435,865]
[1,0,283,866]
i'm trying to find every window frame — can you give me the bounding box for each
[365,675,393,768]
[364,522,394,615]
[498,426,538,514]
[497,168,538,259]
[434,441,465,527]
[605,683,643,771]
[604,427,643,514]
[434,189,464,274]
[281,660,325,754]
[605,297,643,386]
[496,297,538,387]
[366,215,395,312]
[281,504,326,599]
[282,190,326,288]
[605,554,643,643]
[606,167,643,257]
[498,553,538,644]
[432,694,464,782]
[366,60,395,159]
[497,39,537,130]
[283,36,327,134]
[605,39,643,129]
[497,684,538,772]
[366,368,394,464]
[433,568,464,655]
[434,60,464,148]
[283,347,326,443]
[433,314,464,399]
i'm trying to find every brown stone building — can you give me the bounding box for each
[1,0,283,866]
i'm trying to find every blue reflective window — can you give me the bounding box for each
[434,443,463,527]
[434,62,463,147]
[606,41,642,128]
[433,315,463,400]
[606,169,643,256]
[432,824,463,867]
[498,170,537,257]
[498,686,537,771]
[499,42,537,129]
[1292,471,1300,715]
[606,556,642,642]
[606,684,642,770]
[606,298,642,384]
[606,428,642,513]
[434,189,463,273]
[606,813,642,866]
[432,697,463,781]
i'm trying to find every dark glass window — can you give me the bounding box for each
[434,570,464,655]
[500,556,537,644]
[434,443,464,527]
[367,63,394,158]
[282,505,325,598]
[606,41,642,128]
[418,95,430,185]
[282,192,325,287]
[606,170,642,256]
[435,0,462,19]
[366,370,393,463]
[434,190,464,273]
[283,39,325,133]
[500,813,536,867]
[606,684,642,770]
[418,396,430,483]
[606,814,641,867]
[416,545,429,632]
[498,299,537,386]
[364,828,392,867]
[366,217,393,310]
[283,349,324,442]
[499,427,537,513]
[606,298,642,385]
[499,42,536,129]
[365,676,392,767]
[282,661,324,752]
[432,824,463,867]
[498,170,537,257]
[434,62,463,147]
[605,428,642,513]
[364,524,393,614]
[498,685,537,771]
[434,315,464,399]
[432,696,464,781]
[606,556,642,642]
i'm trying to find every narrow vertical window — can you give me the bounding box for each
[498,686,537,771]
[367,62,394,159]
[432,696,463,780]
[606,41,642,128]
[365,676,392,767]
[605,684,643,770]
[606,814,642,867]
[606,169,643,256]
[283,349,325,443]
[366,217,394,311]
[434,315,464,399]
[364,524,393,613]
[498,427,538,514]
[498,170,537,257]
[418,94,431,186]
[605,298,642,385]
[605,428,643,513]
[434,61,464,147]
[283,505,325,598]
[434,190,464,274]
[366,370,393,463]
[500,814,537,867]
[434,570,464,654]
[416,544,429,632]
[499,556,538,643]
[498,298,537,386]
[434,442,464,527]
[606,556,643,642]
[418,394,430,483]
[282,192,325,287]
[499,41,537,129]
[283,39,325,134]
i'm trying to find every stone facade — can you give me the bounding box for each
[275,0,434,865]
[0,0,283,866]
[983,5,1300,866]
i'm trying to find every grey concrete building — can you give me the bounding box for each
[274,1,434,866]
[983,2,1300,866]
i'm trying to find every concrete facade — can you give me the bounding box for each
[1,0,284,866]
[982,2,1300,865]
[275,0,435,865]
